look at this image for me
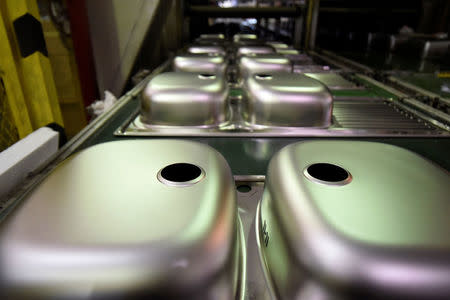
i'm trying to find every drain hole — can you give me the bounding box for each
[158,163,204,186]
[237,184,252,193]
[255,74,272,80]
[198,73,216,79]
[305,163,351,185]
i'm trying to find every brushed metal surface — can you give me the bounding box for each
[237,46,275,57]
[238,54,292,79]
[421,40,450,59]
[200,33,225,40]
[234,34,258,42]
[187,45,226,55]
[117,98,443,136]
[304,73,362,90]
[276,48,300,55]
[266,41,289,49]
[173,53,227,75]
[243,72,333,127]
[140,72,229,126]
[259,141,450,299]
[0,140,243,299]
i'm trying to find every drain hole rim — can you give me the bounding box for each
[157,163,205,187]
[303,163,352,186]
[255,74,273,80]
[198,73,216,79]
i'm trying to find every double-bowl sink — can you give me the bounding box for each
[142,37,337,129]
[140,71,333,129]
[136,35,368,132]
[1,140,449,299]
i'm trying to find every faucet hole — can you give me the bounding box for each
[304,163,351,186]
[198,73,216,79]
[255,74,272,80]
[158,163,205,187]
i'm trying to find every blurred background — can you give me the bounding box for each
[0,0,449,149]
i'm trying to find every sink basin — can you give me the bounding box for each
[258,141,450,299]
[238,54,292,79]
[0,140,243,299]
[236,46,275,57]
[187,45,226,56]
[173,53,227,75]
[243,72,332,127]
[140,72,229,126]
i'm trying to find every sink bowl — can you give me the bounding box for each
[236,46,275,57]
[187,45,226,56]
[243,72,332,127]
[258,141,450,299]
[173,53,227,75]
[238,54,292,79]
[140,72,229,126]
[0,140,243,299]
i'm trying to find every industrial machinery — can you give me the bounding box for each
[1,1,449,299]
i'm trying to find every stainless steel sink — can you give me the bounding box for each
[140,72,229,126]
[0,140,244,299]
[238,54,292,79]
[173,53,227,75]
[187,45,226,56]
[236,46,275,57]
[258,141,450,299]
[243,72,333,127]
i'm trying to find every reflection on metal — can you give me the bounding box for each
[304,73,364,90]
[116,98,443,137]
[0,140,244,299]
[259,141,450,299]
[237,46,275,57]
[266,41,289,49]
[187,6,303,18]
[387,75,450,106]
[140,72,229,126]
[200,33,225,40]
[238,54,292,79]
[275,48,300,55]
[356,74,450,130]
[243,72,333,127]
[173,53,227,75]
[312,50,450,127]
[305,0,320,50]
[187,45,226,55]
[233,33,258,42]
